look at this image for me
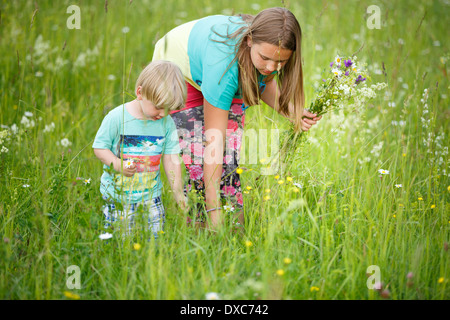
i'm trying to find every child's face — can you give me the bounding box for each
[247,39,292,75]
[138,98,166,121]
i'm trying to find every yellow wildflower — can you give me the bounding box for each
[246,186,252,190]
[418,197,423,201]
[283,258,292,264]
[263,195,270,201]
[236,168,243,174]
[64,291,80,300]
[276,269,284,276]
[438,277,445,284]
[431,204,436,209]
[402,153,406,157]
[133,243,141,250]
[278,180,284,185]
[310,286,320,292]
[274,175,280,180]
[393,214,396,218]
[286,177,293,182]
[245,240,253,247]
[293,187,300,193]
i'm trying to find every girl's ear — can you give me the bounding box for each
[247,37,252,48]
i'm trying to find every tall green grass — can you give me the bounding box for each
[0,0,448,299]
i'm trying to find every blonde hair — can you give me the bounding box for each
[220,7,305,131]
[135,60,187,111]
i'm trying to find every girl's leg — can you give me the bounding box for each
[170,103,245,226]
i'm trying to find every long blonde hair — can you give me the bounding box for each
[221,7,305,131]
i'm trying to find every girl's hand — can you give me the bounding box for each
[113,158,136,177]
[301,109,322,131]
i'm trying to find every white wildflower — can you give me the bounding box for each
[122,26,130,34]
[395,184,402,188]
[60,138,72,147]
[378,169,390,175]
[99,233,113,240]
[43,122,55,133]
[205,292,220,300]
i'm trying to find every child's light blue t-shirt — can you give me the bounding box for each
[92,104,180,204]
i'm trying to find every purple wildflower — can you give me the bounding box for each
[345,71,350,76]
[330,62,334,67]
[344,59,353,68]
[355,75,366,84]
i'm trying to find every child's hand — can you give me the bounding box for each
[301,109,322,132]
[113,158,137,177]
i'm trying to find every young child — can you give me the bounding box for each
[93,60,187,239]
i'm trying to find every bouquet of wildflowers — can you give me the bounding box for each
[277,54,387,171]
[308,55,387,117]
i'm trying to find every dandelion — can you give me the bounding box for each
[283,258,292,264]
[378,169,389,175]
[395,184,402,188]
[245,240,253,247]
[133,243,141,250]
[64,291,80,300]
[310,286,320,292]
[122,26,130,34]
[99,233,113,240]
[205,292,220,300]
[236,168,243,174]
[276,269,285,276]
[124,159,134,168]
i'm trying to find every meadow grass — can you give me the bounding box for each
[0,0,448,300]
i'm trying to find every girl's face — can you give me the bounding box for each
[247,39,293,75]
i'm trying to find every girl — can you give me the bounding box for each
[152,7,321,230]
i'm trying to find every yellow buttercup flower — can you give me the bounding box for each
[236,168,243,174]
[286,177,293,182]
[245,240,253,247]
[133,243,141,250]
[438,277,445,284]
[418,197,423,201]
[431,204,436,209]
[263,195,270,201]
[246,186,252,190]
[310,286,320,292]
[283,258,292,264]
[274,175,280,180]
[276,269,284,276]
[64,291,80,300]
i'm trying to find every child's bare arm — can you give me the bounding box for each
[93,148,136,177]
[162,153,187,209]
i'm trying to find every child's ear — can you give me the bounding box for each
[136,86,142,100]
[247,37,252,48]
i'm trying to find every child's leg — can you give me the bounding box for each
[145,196,165,239]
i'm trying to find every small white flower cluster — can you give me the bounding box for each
[43,122,55,133]
[26,35,69,73]
[57,138,72,148]
[73,37,103,69]
[391,120,406,126]
[0,130,9,153]
[20,112,35,128]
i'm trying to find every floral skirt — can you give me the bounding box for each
[170,103,245,220]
